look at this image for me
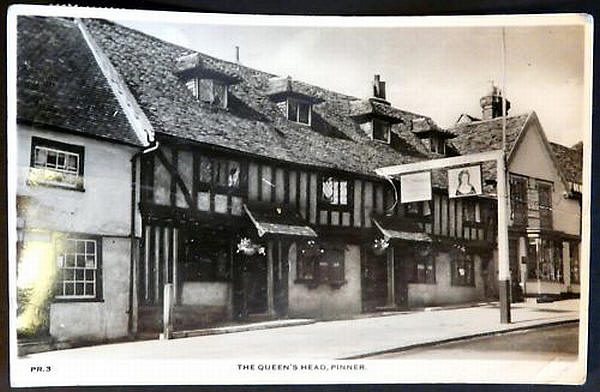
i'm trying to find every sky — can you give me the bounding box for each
[117,18,587,146]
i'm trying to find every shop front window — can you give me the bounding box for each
[527,237,563,282]
[570,241,580,284]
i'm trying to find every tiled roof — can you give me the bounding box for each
[449,113,530,156]
[550,142,583,185]
[16,16,143,146]
[82,18,436,179]
[448,113,530,183]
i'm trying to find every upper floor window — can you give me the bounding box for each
[28,137,84,190]
[405,201,432,218]
[186,78,228,108]
[429,136,446,154]
[55,237,102,300]
[198,156,241,189]
[287,98,311,125]
[321,176,348,206]
[372,119,391,143]
[510,174,528,226]
[538,181,553,229]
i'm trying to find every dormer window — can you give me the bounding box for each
[175,53,239,110]
[372,119,391,144]
[266,76,323,126]
[185,77,228,109]
[288,98,311,125]
[429,136,446,154]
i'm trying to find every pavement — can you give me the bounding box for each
[24,298,580,360]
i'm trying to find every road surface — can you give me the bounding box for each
[373,321,578,360]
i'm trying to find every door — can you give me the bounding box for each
[245,253,268,314]
[393,246,409,309]
[362,248,388,312]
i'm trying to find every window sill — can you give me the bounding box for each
[53,297,104,303]
[27,179,85,192]
[294,279,347,289]
[451,283,476,287]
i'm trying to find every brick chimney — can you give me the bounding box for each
[480,82,511,120]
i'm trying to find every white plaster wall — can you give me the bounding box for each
[407,252,485,307]
[17,124,137,236]
[181,282,232,309]
[288,242,362,319]
[508,121,581,236]
[49,237,130,342]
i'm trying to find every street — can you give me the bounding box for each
[373,322,578,360]
[14,301,583,385]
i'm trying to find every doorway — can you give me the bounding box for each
[362,248,389,312]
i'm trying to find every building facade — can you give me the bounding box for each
[14,16,582,343]
[451,86,583,300]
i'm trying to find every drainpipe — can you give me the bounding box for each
[128,140,159,337]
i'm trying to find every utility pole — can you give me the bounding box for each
[498,26,511,323]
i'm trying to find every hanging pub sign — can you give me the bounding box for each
[448,165,483,198]
[400,171,432,203]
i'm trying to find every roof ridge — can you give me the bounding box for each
[448,111,532,129]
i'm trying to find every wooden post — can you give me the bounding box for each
[387,247,395,307]
[161,283,174,340]
[267,240,275,316]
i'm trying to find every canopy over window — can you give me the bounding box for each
[244,202,318,238]
[372,216,432,243]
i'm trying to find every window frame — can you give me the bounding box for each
[295,241,346,287]
[29,137,85,191]
[196,153,244,197]
[509,173,529,226]
[54,235,103,302]
[537,180,553,229]
[429,135,446,154]
[287,97,312,125]
[182,237,232,282]
[372,118,391,144]
[451,252,475,287]
[319,174,351,212]
[405,200,432,220]
[185,77,229,108]
[570,241,580,284]
[409,245,436,284]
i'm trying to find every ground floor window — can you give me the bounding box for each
[410,245,435,284]
[570,241,580,284]
[55,237,101,300]
[183,237,231,281]
[296,240,345,285]
[527,237,563,282]
[451,253,475,286]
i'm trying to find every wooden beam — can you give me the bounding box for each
[375,150,503,177]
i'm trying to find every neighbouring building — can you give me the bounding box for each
[14,16,581,344]
[15,16,152,342]
[450,84,583,299]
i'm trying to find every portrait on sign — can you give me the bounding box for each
[448,165,482,198]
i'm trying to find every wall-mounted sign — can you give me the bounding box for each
[448,165,483,198]
[400,171,432,203]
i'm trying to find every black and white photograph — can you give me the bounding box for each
[6,5,591,386]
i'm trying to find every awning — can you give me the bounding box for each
[243,203,318,238]
[373,216,432,243]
